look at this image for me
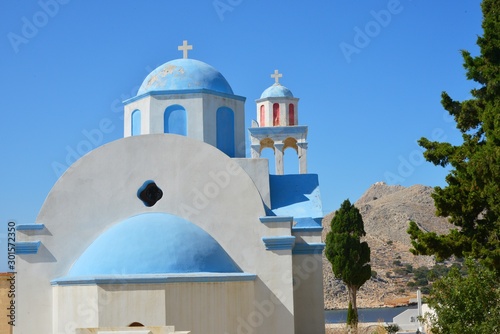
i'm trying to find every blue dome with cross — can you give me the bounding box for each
[260,70,294,98]
[260,84,294,99]
[137,58,234,96]
[67,213,241,276]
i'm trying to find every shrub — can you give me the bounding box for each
[385,323,400,334]
[413,266,429,280]
[415,277,429,286]
[394,268,407,276]
[420,286,430,294]
[426,259,500,333]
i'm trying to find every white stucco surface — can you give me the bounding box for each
[15,55,326,334]
[124,93,245,157]
[55,282,253,334]
[16,134,297,334]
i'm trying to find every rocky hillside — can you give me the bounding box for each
[322,182,454,309]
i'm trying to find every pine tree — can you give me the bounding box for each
[325,199,371,328]
[408,0,500,274]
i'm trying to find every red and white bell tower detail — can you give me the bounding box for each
[249,70,308,175]
[256,70,299,127]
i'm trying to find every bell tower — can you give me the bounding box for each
[249,70,307,175]
[249,70,308,174]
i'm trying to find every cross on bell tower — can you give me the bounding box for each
[271,69,282,84]
[178,40,193,59]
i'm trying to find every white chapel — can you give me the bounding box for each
[15,41,326,334]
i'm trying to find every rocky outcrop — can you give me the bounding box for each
[322,182,453,309]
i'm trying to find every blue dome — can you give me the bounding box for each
[260,84,294,99]
[137,59,234,95]
[68,213,241,276]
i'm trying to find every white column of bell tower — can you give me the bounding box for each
[298,142,308,174]
[274,143,284,174]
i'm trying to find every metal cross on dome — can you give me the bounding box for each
[178,40,193,59]
[271,69,282,84]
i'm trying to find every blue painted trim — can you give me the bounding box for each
[292,226,323,232]
[292,217,323,232]
[261,236,295,250]
[15,241,41,254]
[255,96,299,103]
[16,224,45,231]
[51,273,257,286]
[216,106,236,157]
[248,125,308,135]
[259,216,293,224]
[123,89,246,105]
[292,243,325,255]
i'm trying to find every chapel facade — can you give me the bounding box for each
[14,41,326,334]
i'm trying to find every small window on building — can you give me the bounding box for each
[131,110,141,136]
[164,105,187,136]
[288,104,295,125]
[260,105,265,127]
[273,103,280,126]
[216,107,235,157]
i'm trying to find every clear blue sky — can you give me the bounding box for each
[0,1,483,271]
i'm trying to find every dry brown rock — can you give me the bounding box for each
[322,182,453,309]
